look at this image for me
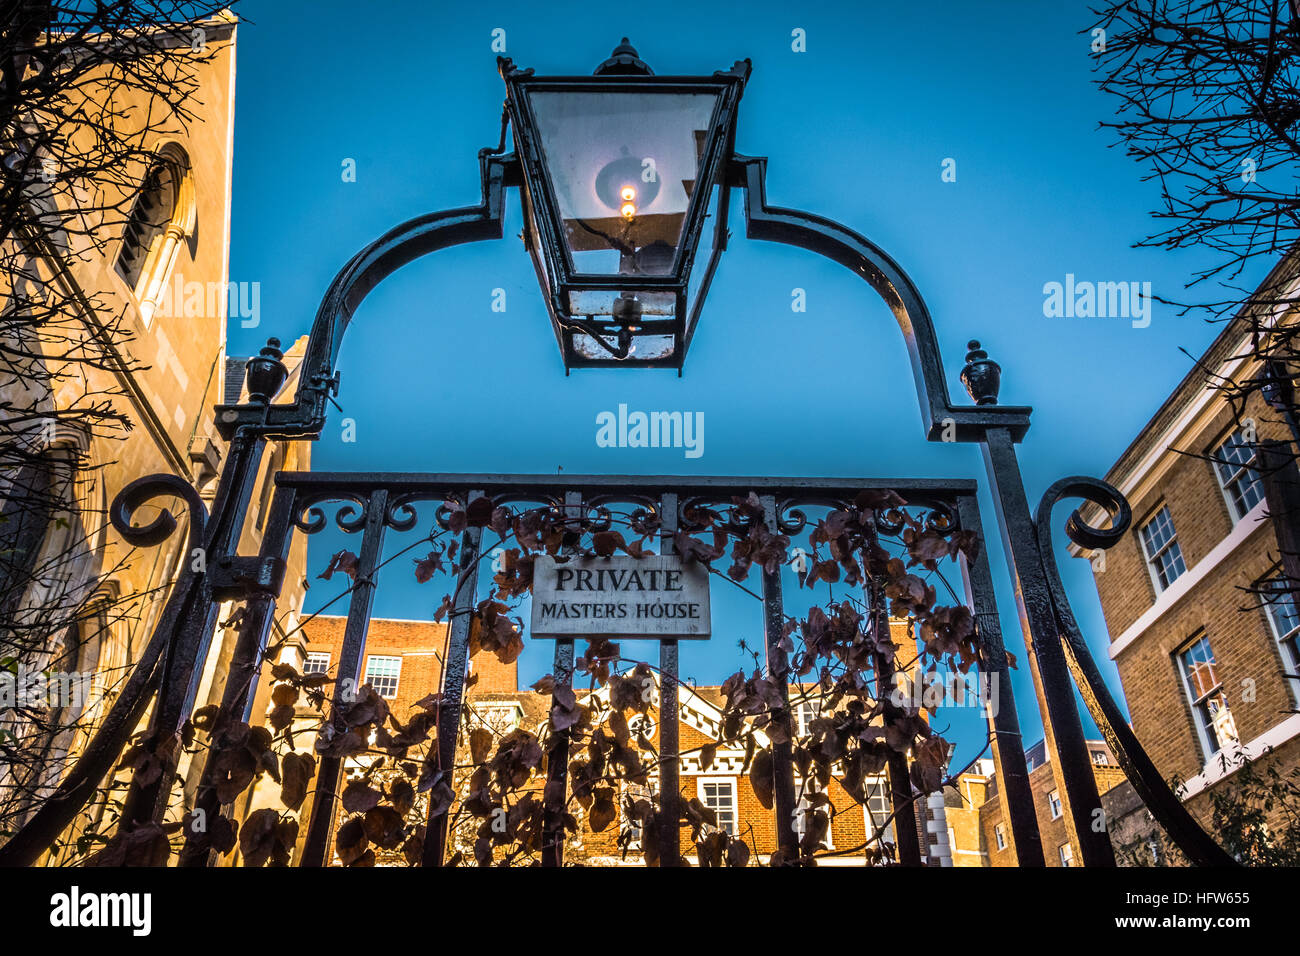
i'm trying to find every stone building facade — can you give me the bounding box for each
[0,14,314,860]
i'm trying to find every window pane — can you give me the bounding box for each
[865,775,895,845]
[527,90,720,277]
[1264,579,1300,641]
[701,780,736,836]
[364,655,401,699]
[1214,428,1264,519]
[1180,637,1219,700]
[1179,636,1237,757]
[794,698,820,738]
[1140,507,1186,589]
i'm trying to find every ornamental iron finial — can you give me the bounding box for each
[960,339,1001,406]
[245,337,287,404]
[594,37,653,76]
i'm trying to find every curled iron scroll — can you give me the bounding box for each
[1034,476,1235,866]
[110,473,209,553]
[3,475,210,866]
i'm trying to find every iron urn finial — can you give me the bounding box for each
[245,336,287,404]
[594,37,653,76]
[960,339,1001,406]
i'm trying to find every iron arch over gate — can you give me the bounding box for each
[0,46,1235,868]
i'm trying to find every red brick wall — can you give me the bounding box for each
[299,615,520,712]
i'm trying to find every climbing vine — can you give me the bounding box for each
[87,488,991,868]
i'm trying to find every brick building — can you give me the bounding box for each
[255,614,988,866]
[980,738,1127,867]
[1071,266,1300,851]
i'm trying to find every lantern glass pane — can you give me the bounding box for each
[527,89,719,277]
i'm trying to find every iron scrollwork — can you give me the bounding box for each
[1034,476,1236,867]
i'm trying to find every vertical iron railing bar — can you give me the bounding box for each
[758,494,800,863]
[299,488,390,867]
[860,512,923,867]
[121,431,268,828]
[178,483,300,867]
[952,492,1044,866]
[422,490,485,867]
[540,490,583,867]
[541,640,575,867]
[656,492,682,867]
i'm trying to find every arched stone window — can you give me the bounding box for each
[113,143,195,325]
[0,423,97,636]
[0,454,56,620]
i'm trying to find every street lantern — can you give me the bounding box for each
[501,39,749,369]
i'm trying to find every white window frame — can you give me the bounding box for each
[1047,788,1062,820]
[1261,577,1300,708]
[994,822,1007,851]
[863,774,895,847]
[1176,635,1237,761]
[1139,505,1187,593]
[363,654,402,699]
[1211,427,1265,523]
[792,697,820,738]
[303,651,331,675]
[1058,841,1074,867]
[697,777,737,837]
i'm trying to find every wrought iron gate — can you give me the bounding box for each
[197,470,1041,868]
[0,130,1238,868]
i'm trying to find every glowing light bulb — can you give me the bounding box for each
[620,185,637,202]
[620,201,637,220]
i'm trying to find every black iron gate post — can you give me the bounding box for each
[656,492,682,867]
[423,490,485,867]
[300,489,391,866]
[180,482,298,866]
[978,426,1114,866]
[539,490,582,867]
[758,495,801,863]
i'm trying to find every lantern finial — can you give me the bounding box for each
[595,38,653,76]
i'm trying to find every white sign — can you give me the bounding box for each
[530,555,711,639]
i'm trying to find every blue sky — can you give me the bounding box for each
[226,1,1248,767]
